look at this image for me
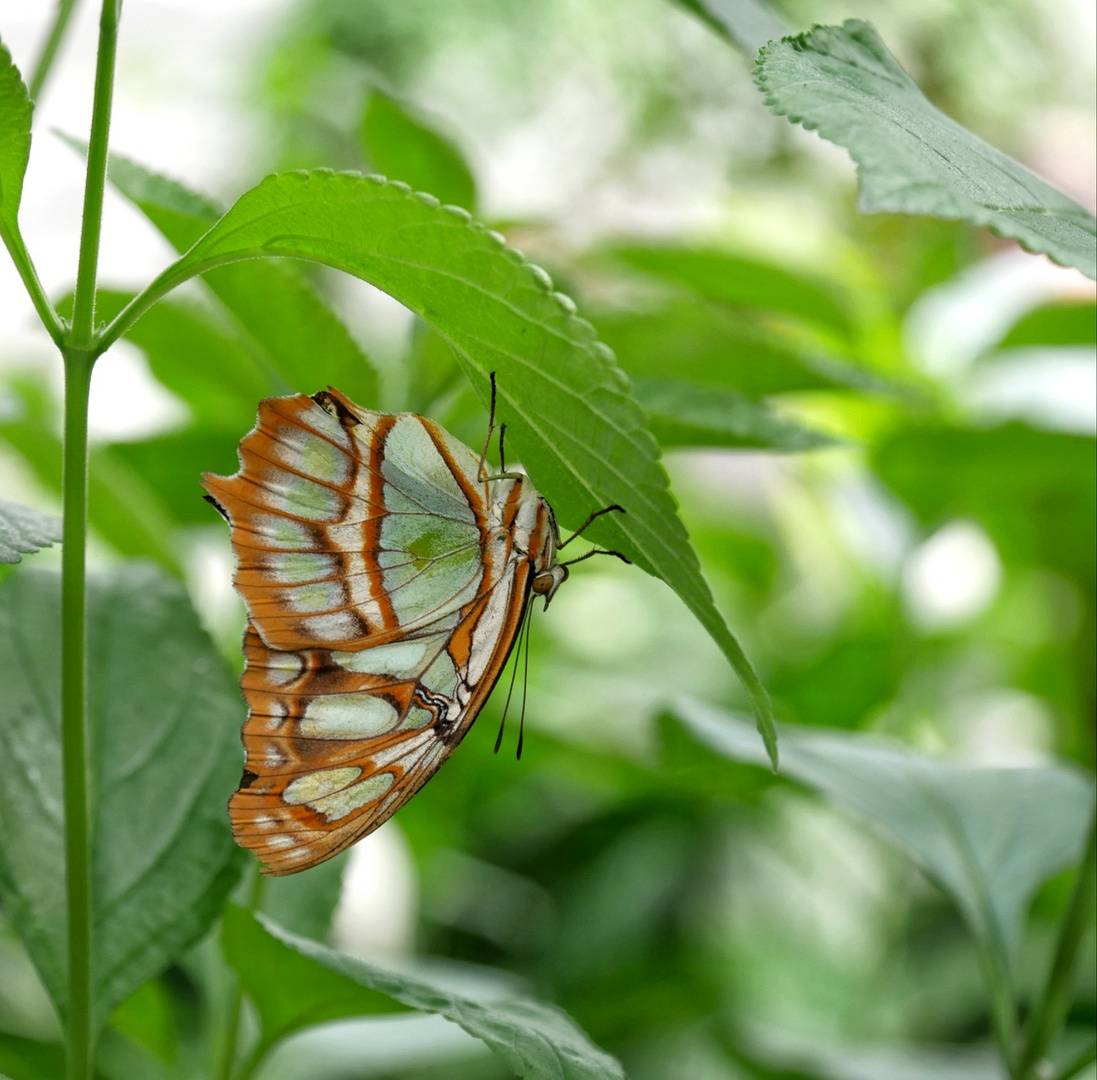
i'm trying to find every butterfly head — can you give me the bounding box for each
[531,562,568,606]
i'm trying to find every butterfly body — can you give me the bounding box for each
[203,388,565,874]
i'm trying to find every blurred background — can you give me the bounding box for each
[0,0,1093,1077]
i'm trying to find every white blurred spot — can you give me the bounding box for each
[902,521,1002,630]
[330,822,417,958]
[546,572,656,661]
[88,342,188,442]
[949,688,1055,767]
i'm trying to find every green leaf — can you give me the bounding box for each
[672,699,1095,966]
[0,565,243,1032]
[221,904,401,1061]
[609,244,858,342]
[57,136,380,408]
[131,168,778,763]
[592,299,891,398]
[0,379,182,571]
[632,377,839,451]
[361,90,477,212]
[0,1033,66,1080]
[232,906,628,1080]
[260,850,349,942]
[0,40,32,235]
[993,300,1096,352]
[670,0,786,55]
[871,421,1096,585]
[0,498,61,564]
[755,21,1097,279]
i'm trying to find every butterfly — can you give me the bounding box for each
[202,381,624,875]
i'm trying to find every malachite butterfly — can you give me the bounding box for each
[203,384,623,875]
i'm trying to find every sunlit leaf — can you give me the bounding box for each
[361,90,477,212]
[993,300,1097,352]
[0,498,61,564]
[230,906,629,1080]
[0,566,243,1031]
[0,1033,66,1080]
[632,377,839,451]
[128,166,777,763]
[610,244,858,342]
[672,700,1095,966]
[592,299,891,398]
[755,21,1097,278]
[0,40,31,235]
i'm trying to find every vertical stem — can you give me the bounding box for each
[70,0,120,349]
[62,3,122,1077]
[61,348,94,1080]
[29,0,83,101]
[1016,805,1097,1080]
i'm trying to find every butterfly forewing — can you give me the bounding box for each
[207,389,554,874]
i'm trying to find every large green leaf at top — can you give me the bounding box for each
[115,167,777,763]
[755,21,1097,279]
[672,700,1095,970]
[0,566,243,1032]
[0,498,61,564]
[632,377,839,451]
[57,137,379,409]
[671,0,786,56]
[225,906,627,1080]
[0,40,31,235]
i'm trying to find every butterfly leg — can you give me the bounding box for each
[558,504,626,549]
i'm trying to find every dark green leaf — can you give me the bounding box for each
[0,1033,66,1080]
[673,699,1095,965]
[0,380,182,571]
[994,300,1096,352]
[755,21,1097,278]
[245,907,628,1079]
[609,244,858,341]
[871,422,1096,586]
[361,90,477,212]
[632,377,839,451]
[221,904,401,1060]
[0,565,243,1031]
[592,299,891,398]
[0,499,61,564]
[670,0,786,55]
[0,40,31,235]
[135,167,777,763]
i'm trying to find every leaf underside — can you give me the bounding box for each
[0,498,62,563]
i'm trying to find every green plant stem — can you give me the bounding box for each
[29,0,82,101]
[70,0,120,349]
[60,4,122,1078]
[60,348,94,1080]
[1016,804,1097,1080]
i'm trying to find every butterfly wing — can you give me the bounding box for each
[230,552,534,874]
[201,389,493,653]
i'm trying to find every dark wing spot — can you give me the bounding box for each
[203,493,230,522]
[313,389,361,427]
[239,769,259,789]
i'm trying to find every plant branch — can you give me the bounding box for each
[0,221,66,345]
[61,3,123,1078]
[29,0,82,101]
[1016,803,1097,1080]
[60,348,94,1080]
[70,0,121,349]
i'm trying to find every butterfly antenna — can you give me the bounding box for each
[517,605,533,761]
[479,372,499,482]
[495,593,527,753]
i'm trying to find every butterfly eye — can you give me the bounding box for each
[531,564,567,597]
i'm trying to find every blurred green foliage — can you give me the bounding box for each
[0,0,1094,1079]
